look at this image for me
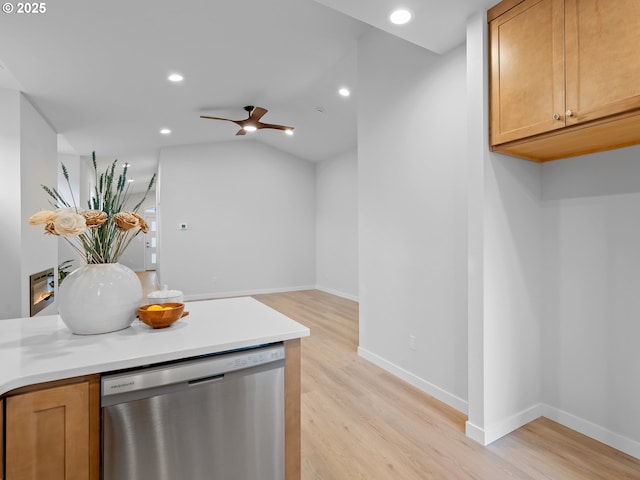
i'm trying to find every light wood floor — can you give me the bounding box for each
[253,290,640,480]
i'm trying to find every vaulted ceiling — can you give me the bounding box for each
[0,0,495,188]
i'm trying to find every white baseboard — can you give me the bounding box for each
[488,404,543,444]
[465,421,486,444]
[357,346,468,414]
[315,285,359,302]
[466,404,640,460]
[465,404,542,445]
[184,285,317,302]
[543,404,640,460]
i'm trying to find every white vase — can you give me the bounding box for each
[58,263,142,335]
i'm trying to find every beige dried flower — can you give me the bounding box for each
[83,210,108,228]
[29,210,57,225]
[132,212,149,234]
[113,211,140,232]
[53,211,87,236]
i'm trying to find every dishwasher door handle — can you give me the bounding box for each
[188,373,224,386]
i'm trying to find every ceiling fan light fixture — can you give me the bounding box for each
[389,8,413,25]
[201,106,294,136]
[285,129,294,136]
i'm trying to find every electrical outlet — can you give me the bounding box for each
[409,335,416,351]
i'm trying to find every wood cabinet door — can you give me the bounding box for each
[490,0,565,145]
[565,0,640,125]
[5,381,93,480]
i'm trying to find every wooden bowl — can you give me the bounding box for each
[138,302,186,329]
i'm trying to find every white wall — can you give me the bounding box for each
[0,89,57,319]
[20,95,59,316]
[117,191,156,272]
[482,153,543,440]
[465,10,489,440]
[0,88,23,319]
[157,140,316,299]
[315,148,358,300]
[357,29,469,412]
[542,147,640,457]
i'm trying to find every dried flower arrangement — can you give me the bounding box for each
[29,152,156,264]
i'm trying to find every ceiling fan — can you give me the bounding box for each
[200,105,294,136]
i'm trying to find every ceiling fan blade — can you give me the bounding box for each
[249,107,268,122]
[200,115,233,121]
[235,128,247,136]
[201,115,246,128]
[258,123,294,132]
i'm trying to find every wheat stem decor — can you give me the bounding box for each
[29,151,156,264]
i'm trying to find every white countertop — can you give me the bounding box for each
[0,296,310,396]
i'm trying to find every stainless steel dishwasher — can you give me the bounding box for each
[101,343,285,480]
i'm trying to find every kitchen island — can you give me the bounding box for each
[0,296,310,480]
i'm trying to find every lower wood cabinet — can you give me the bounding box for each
[4,376,100,480]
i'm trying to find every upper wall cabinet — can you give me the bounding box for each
[488,0,640,161]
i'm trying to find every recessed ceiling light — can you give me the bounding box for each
[389,8,413,25]
[338,87,350,97]
[285,129,294,136]
[168,73,184,82]
[160,128,171,135]
[243,125,257,132]
[127,178,134,183]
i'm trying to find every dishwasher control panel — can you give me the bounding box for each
[230,348,283,370]
[102,343,285,397]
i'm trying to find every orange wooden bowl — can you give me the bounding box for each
[138,302,186,329]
